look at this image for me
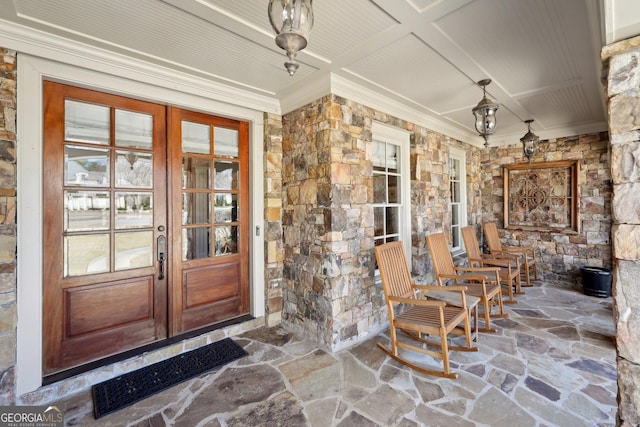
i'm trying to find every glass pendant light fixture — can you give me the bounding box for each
[268,0,314,76]
[520,119,540,163]
[472,79,499,147]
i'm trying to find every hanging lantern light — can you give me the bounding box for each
[521,119,540,163]
[472,79,499,147]
[268,0,314,76]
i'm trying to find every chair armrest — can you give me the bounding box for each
[413,284,467,293]
[479,258,513,268]
[388,295,446,308]
[455,266,500,273]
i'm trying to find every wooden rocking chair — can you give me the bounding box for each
[483,222,539,287]
[374,241,477,379]
[461,225,523,304]
[426,233,508,333]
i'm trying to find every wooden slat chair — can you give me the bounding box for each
[426,233,508,333]
[483,222,539,287]
[461,225,523,304]
[374,241,477,379]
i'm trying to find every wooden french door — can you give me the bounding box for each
[43,83,249,375]
[167,107,249,335]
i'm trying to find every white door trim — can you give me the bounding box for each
[17,54,265,395]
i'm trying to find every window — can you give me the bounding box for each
[372,122,411,264]
[449,147,467,254]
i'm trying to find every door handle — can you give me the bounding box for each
[157,235,166,280]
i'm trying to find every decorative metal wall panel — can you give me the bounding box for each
[503,161,579,231]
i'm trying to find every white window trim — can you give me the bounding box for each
[449,146,468,255]
[16,54,265,396]
[371,122,411,267]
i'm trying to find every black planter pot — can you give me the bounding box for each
[580,266,612,298]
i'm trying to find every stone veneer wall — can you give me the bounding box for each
[281,94,479,350]
[264,112,285,325]
[0,48,16,405]
[480,132,612,285]
[602,35,640,426]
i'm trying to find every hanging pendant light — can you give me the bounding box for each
[521,119,540,163]
[268,0,314,76]
[472,79,499,147]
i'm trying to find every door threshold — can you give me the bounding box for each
[43,314,254,386]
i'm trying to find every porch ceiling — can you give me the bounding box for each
[0,0,635,145]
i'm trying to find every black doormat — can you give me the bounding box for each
[92,338,247,419]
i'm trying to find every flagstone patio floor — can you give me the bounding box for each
[58,281,617,426]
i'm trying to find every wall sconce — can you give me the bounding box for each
[472,79,499,147]
[520,119,540,163]
[268,0,314,76]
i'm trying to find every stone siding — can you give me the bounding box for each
[603,35,640,426]
[481,132,612,285]
[281,94,479,351]
[0,48,16,405]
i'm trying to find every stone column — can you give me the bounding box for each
[602,35,640,426]
[0,48,16,405]
[264,113,285,326]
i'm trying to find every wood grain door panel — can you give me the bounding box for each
[65,277,154,337]
[183,262,241,309]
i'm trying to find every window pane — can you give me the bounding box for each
[64,234,109,277]
[115,231,153,270]
[373,174,386,204]
[452,225,460,249]
[64,100,110,145]
[214,161,239,190]
[115,192,153,229]
[182,193,211,225]
[386,207,398,235]
[182,121,210,154]
[215,226,238,255]
[214,194,238,223]
[183,157,210,189]
[214,127,239,158]
[64,191,110,231]
[65,145,109,186]
[452,204,460,226]
[116,151,152,188]
[387,144,399,173]
[374,206,384,237]
[115,109,153,149]
[372,140,385,171]
[388,175,399,203]
[183,227,211,260]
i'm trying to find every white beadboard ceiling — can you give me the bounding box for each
[0,0,632,146]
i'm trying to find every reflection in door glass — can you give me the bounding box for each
[215,226,238,255]
[116,151,153,188]
[182,121,210,154]
[183,227,211,261]
[115,192,153,229]
[182,157,210,189]
[213,161,239,190]
[64,145,109,186]
[182,193,211,225]
[115,231,153,270]
[214,194,238,223]
[64,191,110,231]
[115,109,153,149]
[214,127,239,158]
[64,234,110,277]
[64,100,110,145]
